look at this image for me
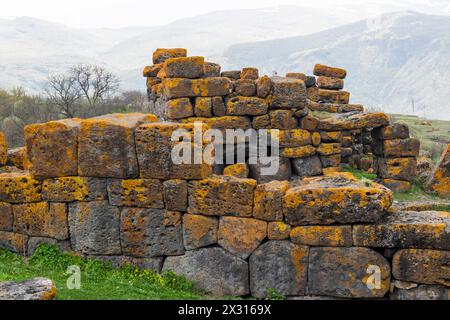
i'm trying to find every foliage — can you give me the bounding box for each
[265,288,286,300]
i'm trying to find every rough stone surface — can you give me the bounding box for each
[270,76,307,109]
[308,247,391,298]
[253,181,289,221]
[256,76,272,98]
[269,110,297,130]
[291,226,353,247]
[223,163,249,178]
[163,179,188,211]
[0,202,12,231]
[378,138,420,158]
[165,98,194,119]
[182,214,218,250]
[107,179,164,208]
[318,112,389,131]
[390,285,450,300]
[43,177,107,202]
[6,147,26,170]
[292,156,323,177]
[162,56,205,78]
[0,278,56,300]
[267,222,291,240]
[226,96,268,116]
[162,77,232,98]
[317,89,350,104]
[194,97,213,118]
[203,62,221,78]
[241,67,259,80]
[0,132,7,166]
[281,145,316,158]
[317,76,344,90]
[426,143,450,197]
[250,241,309,298]
[274,129,311,148]
[313,64,347,79]
[153,48,187,64]
[233,79,256,97]
[249,157,292,184]
[373,123,409,140]
[0,231,27,253]
[381,179,412,193]
[162,247,249,296]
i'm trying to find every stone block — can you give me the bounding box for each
[269,110,297,129]
[162,77,232,98]
[320,154,342,168]
[377,157,417,181]
[320,131,343,142]
[281,145,316,158]
[194,97,213,118]
[292,156,323,177]
[203,62,221,77]
[256,76,272,98]
[241,67,259,80]
[291,226,352,247]
[390,285,450,300]
[270,76,307,109]
[380,138,420,158]
[182,214,218,250]
[42,177,107,202]
[6,147,26,169]
[274,129,311,148]
[0,132,7,166]
[165,98,194,119]
[249,157,292,184]
[234,79,256,97]
[373,123,409,140]
[180,116,251,132]
[317,76,344,90]
[267,222,291,240]
[426,143,450,197]
[0,172,42,203]
[299,114,320,131]
[318,112,389,131]
[0,231,27,253]
[107,179,164,208]
[0,203,12,231]
[223,163,249,178]
[285,73,316,87]
[253,181,289,221]
[162,56,204,78]
[317,89,350,104]
[143,64,163,77]
[211,97,226,116]
[313,64,347,79]
[163,179,188,211]
[221,70,241,80]
[153,48,187,64]
[226,96,268,116]
[317,143,341,156]
[311,132,321,146]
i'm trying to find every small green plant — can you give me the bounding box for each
[265,288,286,300]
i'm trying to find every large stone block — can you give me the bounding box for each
[218,217,267,259]
[317,89,350,104]
[0,172,42,203]
[291,226,352,247]
[253,181,289,221]
[284,172,393,225]
[313,64,347,79]
[143,64,163,77]
[13,202,68,240]
[393,249,450,286]
[249,157,292,184]
[24,118,81,179]
[353,211,450,250]
[0,203,12,231]
[226,96,268,116]
[194,97,213,118]
[163,179,188,211]
[152,48,187,64]
[292,155,323,177]
[162,247,249,296]
[6,147,26,170]
[42,177,107,202]
[377,157,417,181]
[372,123,409,140]
[317,143,341,156]
[256,76,272,98]
[162,77,232,98]
[68,201,121,255]
[317,76,344,90]
[273,129,311,148]
[135,122,212,180]
[0,231,27,253]
[285,72,316,87]
[299,114,320,131]
[180,116,252,132]
[0,132,7,166]
[281,145,316,158]
[390,285,450,300]
[203,62,221,78]
[308,247,391,298]
[78,113,157,178]
[318,112,389,131]
[426,143,450,197]
[233,79,256,97]
[120,208,184,257]
[308,102,364,113]
[221,70,241,80]
[250,241,309,298]
[269,110,297,130]
[107,179,164,208]
[165,98,194,119]
[241,67,259,80]
[379,138,420,158]
[182,214,218,250]
[270,76,307,109]
[162,56,204,78]
[188,175,256,217]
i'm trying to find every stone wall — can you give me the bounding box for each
[0,49,448,300]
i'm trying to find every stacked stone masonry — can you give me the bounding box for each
[0,48,448,300]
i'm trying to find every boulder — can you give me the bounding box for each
[182,214,218,250]
[107,179,164,208]
[0,278,56,300]
[291,226,352,247]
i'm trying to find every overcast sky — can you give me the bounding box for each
[1,0,450,28]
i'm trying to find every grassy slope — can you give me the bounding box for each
[0,245,211,300]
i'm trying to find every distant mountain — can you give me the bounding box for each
[223,11,450,120]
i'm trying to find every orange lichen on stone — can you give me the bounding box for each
[223,163,249,178]
[313,64,347,79]
[0,171,42,203]
[42,177,106,202]
[0,132,7,166]
[318,112,389,131]
[162,77,232,99]
[291,225,352,247]
[107,178,164,208]
[165,98,194,119]
[267,221,291,240]
[281,145,316,158]
[426,143,450,197]
[0,231,27,253]
[269,129,311,148]
[152,48,187,64]
[317,143,341,156]
[182,214,218,250]
[253,180,289,221]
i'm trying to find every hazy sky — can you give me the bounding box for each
[1,0,449,28]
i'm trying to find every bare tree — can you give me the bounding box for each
[45,74,82,118]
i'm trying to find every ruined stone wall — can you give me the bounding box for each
[0,49,448,300]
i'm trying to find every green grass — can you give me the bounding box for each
[0,245,211,300]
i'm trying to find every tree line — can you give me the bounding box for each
[0,64,150,148]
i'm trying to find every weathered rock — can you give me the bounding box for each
[0,231,27,253]
[426,143,450,197]
[285,73,316,87]
[0,132,7,166]
[162,77,232,98]
[317,89,350,104]
[107,179,164,208]
[308,102,364,113]
[256,76,272,98]
[269,110,297,129]
[281,145,316,158]
[218,216,267,259]
[267,222,291,240]
[162,56,204,78]
[353,210,450,250]
[153,48,187,64]
[143,64,163,77]
[0,278,56,300]
[320,154,342,168]
[211,96,226,116]
[223,163,249,178]
[373,123,409,140]
[318,112,389,131]
[188,175,256,217]
[320,132,343,143]
[291,226,352,247]
[146,77,161,88]
[250,241,309,298]
[273,129,311,148]
[203,62,221,77]
[313,64,347,79]
[252,114,270,129]
[317,76,344,90]
[13,202,68,240]
[163,247,249,296]
[120,208,184,257]
[317,143,341,156]
[308,247,390,298]
[376,138,420,158]
[253,181,289,221]
[270,76,307,109]
[182,214,218,250]
[234,79,256,97]
[249,157,292,183]
[24,118,81,179]
[42,177,106,202]
[135,122,212,180]
[163,179,188,211]
[284,172,392,225]
[393,249,450,287]
[241,67,259,80]
[221,70,241,80]
[78,113,157,178]
[299,114,320,131]
[180,116,251,132]
[292,156,323,177]
[194,97,213,118]
[377,157,417,181]
[165,98,194,119]
[68,201,121,255]
[381,179,412,193]
[311,132,321,146]
[226,96,268,116]
[6,147,26,169]
[390,285,450,300]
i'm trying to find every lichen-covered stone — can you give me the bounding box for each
[256,76,272,98]
[0,172,42,203]
[308,247,390,298]
[234,79,256,97]
[163,179,188,211]
[284,172,393,225]
[308,102,364,113]
[218,216,267,259]
[182,214,218,250]
[291,226,352,247]
[299,114,320,131]
[273,129,311,148]
[120,208,184,257]
[0,132,7,166]
[203,62,221,77]
[377,138,420,158]
[285,73,316,87]
[162,77,232,98]
[135,122,212,180]
[223,163,249,178]
[162,56,205,78]
[267,222,291,240]
[252,114,270,129]
[377,157,417,181]
[317,89,350,104]
[248,157,292,184]
[194,97,213,117]
[0,202,12,233]
[426,143,450,197]
[180,116,251,132]
[320,131,343,142]
[153,48,187,64]
[143,64,163,77]
[318,112,389,131]
[381,179,412,193]
[24,118,81,179]
[211,96,226,116]
[226,96,268,116]
[270,76,307,109]
[107,179,164,208]
[165,98,194,119]
[253,181,289,221]
[0,231,27,253]
[353,210,450,250]
[269,110,297,130]
[393,249,450,286]
[78,113,157,178]
[162,247,249,296]
[320,154,342,168]
[250,241,308,298]
[317,143,341,156]
[0,278,56,300]
[188,175,256,217]
[373,123,409,140]
[317,76,344,90]
[221,70,241,80]
[311,132,321,146]
[43,177,106,202]
[313,64,347,79]
[390,285,450,300]
[6,147,26,169]
[68,201,121,255]
[292,156,323,177]
[281,145,316,158]
[241,67,259,80]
